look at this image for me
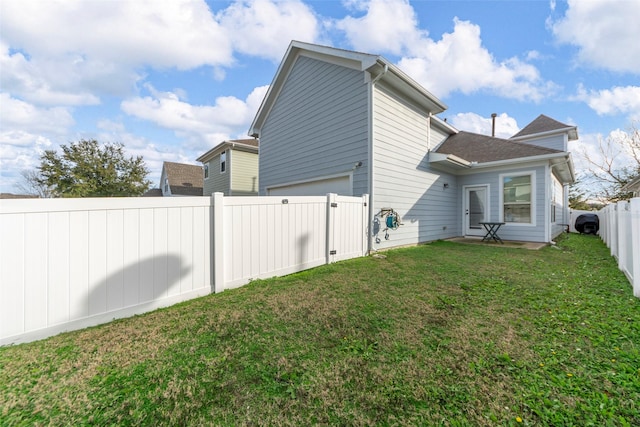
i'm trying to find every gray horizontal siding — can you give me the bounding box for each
[372,84,458,249]
[205,152,230,196]
[517,134,566,152]
[259,55,369,196]
[459,164,548,242]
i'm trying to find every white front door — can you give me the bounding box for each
[465,186,488,236]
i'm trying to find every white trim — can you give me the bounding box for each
[463,184,490,237]
[499,170,537,226]
[265,172,353,195]
[544,163,550,242]
[510,126,578,142]
[220,150,227,174]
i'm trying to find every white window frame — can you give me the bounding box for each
[204,163,209,179]
[499,171,536,226]
[220,150,226,174]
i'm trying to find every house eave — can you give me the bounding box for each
[511,126,578,142]
[621,175,640,193]
[249,40,448,137]
[471,153,576,184]
[428,152,472,169]
[197,141,258,163]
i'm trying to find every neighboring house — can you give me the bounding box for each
[0,193,39,199]
[621,175,640,197]
[250,41,577,250]
[197,139,259,196]
[159,161,204,196]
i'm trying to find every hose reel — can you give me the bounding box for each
[377,208,402,242]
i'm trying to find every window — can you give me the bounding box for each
[204,163,209,179]
[501,173,534,224]
[220,150,226,173]
[164,178,169,193]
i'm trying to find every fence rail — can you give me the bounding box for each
[1,193,368,345]
[598,198,640,298]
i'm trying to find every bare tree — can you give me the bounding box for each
[579,122,640,202]
[16,169,53,198]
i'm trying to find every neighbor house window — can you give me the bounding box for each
[164,178,169,193]
[204,163,209,179]
[220,150,226,173]
[501,172,534,224]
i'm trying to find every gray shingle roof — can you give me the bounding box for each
[511,114,573,139]
[163,162,203,196]
[435,131,562,163]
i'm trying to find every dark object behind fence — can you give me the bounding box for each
[575,213,599,234]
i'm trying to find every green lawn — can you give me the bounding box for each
[1,234,638,426]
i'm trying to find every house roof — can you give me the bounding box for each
[433,130,575,183]
[163,161,203,196]
[196,138,259,163]
[511,114,578,141]
[142,188,163,197]
[436,131,563,163]
[249,40,447,137]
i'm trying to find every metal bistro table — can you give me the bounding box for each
[479,222,505,244]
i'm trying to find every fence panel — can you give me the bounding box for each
[597,198,640,298]
[0,197,213,345]
[1,193,369,344]
[219,194,361,290]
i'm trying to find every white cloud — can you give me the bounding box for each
[575,85,640,121]
[448,112,520,139]
[335,0,425,55]
[551,0,640,73]
[121,84,269,152]
[218,0,320,61]
[0,0,233,106]
[0,93,75,135]
[0,0,232,70]
[398,18,557,101]
[334,1,556,101]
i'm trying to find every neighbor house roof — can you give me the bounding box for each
[196,138,259,163]
[163,162,203,196]
[249,40,447,137]
[511,114,578,141]
[142,188,163,197]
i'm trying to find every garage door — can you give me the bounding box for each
[267,175,352,196]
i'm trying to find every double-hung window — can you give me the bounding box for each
[501,172,535,224]
[204,164,209,179]
[220,150,226,173]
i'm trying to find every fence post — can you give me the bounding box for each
[212,192,225,293]
[362,194,369,256]
[326,193,336,264]
[617,201,628,271]
[631,198,640,298]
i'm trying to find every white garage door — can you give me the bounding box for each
[267,175,352,196]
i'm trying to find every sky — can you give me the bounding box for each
[1,0,639,195]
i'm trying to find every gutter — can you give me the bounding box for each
[510,126,578,142]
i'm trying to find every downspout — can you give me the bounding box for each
[367,63,388,253]
[427,112,432,150]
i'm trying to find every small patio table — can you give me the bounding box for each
[479,222,505,244]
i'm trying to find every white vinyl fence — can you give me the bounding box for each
[1,193,368,345]
[597,198,640,298]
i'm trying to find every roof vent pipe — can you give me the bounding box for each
[491,113,497,137]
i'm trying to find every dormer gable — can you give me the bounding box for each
[510,114,578,152]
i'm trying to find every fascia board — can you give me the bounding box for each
[511,126,578,142]
[196,142,258,163]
